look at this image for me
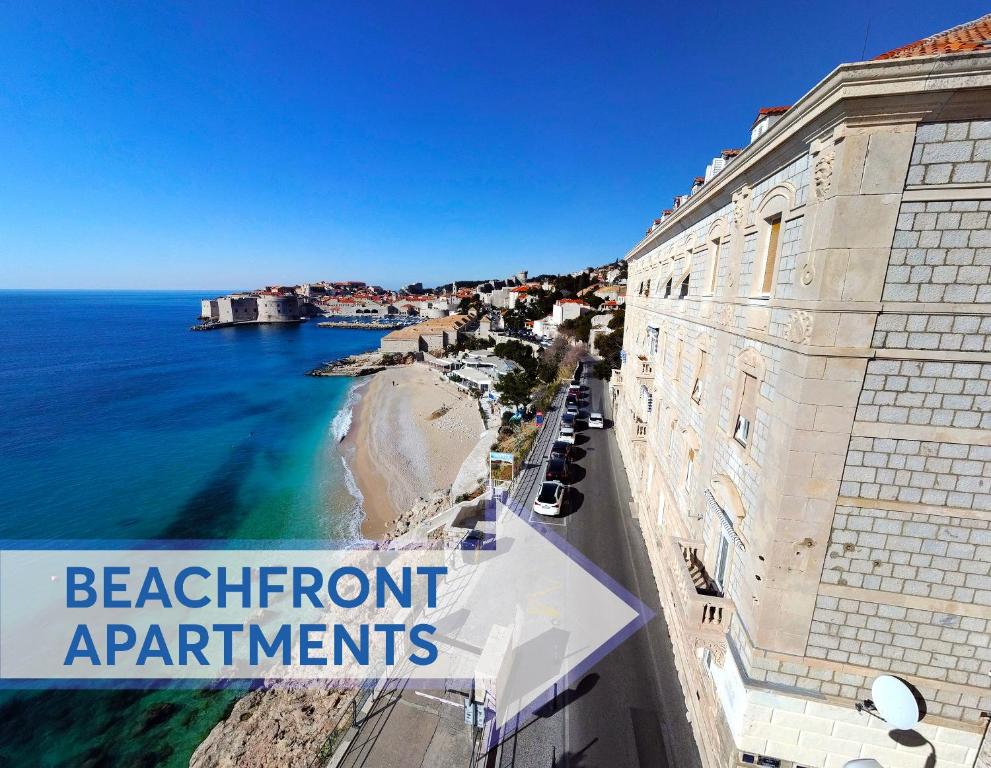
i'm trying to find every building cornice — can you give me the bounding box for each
[625,51,991,263]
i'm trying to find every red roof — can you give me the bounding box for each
[751,106,790,127]
[721,148,744,158]
[557,299,589,306]
[875,13,991,60]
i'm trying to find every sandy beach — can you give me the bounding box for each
[342,363,485,539]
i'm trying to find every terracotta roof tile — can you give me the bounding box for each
[750,106,791,127]
[875,13,991,60]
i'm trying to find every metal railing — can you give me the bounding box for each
[307,682,377,767]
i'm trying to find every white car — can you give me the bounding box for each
[565,403,580,418]
[558,424,576,444]
[588,412,604,429]
[533,481,566,516]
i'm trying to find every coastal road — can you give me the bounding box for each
[490,363,702,768]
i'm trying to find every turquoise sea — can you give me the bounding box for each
[0,290,383,767]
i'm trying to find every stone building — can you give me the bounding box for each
[379,314,471,354]
[216,294,258,323]
[612,14,991,768]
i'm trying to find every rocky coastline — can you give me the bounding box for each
[305,351,415,377]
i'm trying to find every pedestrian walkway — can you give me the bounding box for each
[334,682,478,768]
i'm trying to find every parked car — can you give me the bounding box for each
[545,458,569,483]
[565,404,579,419]
[550,440,572,462]
[562,412,576,427]
[533,481,566,516]
[567,384,581,397]
[558,424,576,444]
[588,412,604,429]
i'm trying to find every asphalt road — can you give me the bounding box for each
[488,362,702,768]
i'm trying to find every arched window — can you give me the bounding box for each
[752,187,793,298]
[706,220,726,295]
[729,347,767,455]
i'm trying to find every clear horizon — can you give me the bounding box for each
[1,1,987,290]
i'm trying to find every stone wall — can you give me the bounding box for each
[840,436,991,510]
[854,359,991,429]
[883,199,991,303]
[906,120,991,185]
[823,504,991,604]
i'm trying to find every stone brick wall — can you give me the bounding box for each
[808,593,990,699]
[906,120,991,185]
[873,314,991,352]
[823,504,991,604]
[730,616,991,725]
[854,360,991,430]
[737,232,757,297]
[883,199,991,303]
[772,216,803,296]
[746,153,810,222]
[840,436,991,511]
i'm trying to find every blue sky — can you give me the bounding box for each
[0,1,987,289]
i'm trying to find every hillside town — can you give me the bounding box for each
[189,11,991,768]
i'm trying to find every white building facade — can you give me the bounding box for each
[613,39,991,768]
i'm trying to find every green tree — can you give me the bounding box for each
[596,327,624,370]
[559,313,594,343]
[607,307,625,330]
[493,339,538,376]
[495,368,536,410]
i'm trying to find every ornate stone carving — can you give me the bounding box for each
[695,637,727,666]
[717,304,734,328]
[813,149,833,201]
[784,310,813,345]
[810,134,839,204]
[732,186,751,227]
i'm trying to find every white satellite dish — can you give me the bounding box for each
[844,760,883,768]
[871,675,921,730]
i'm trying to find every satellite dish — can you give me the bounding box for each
[871,675,921,730]
[844,760,883,768]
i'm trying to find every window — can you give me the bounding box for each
[662,278,672,298]
[759,215,782,295]
[691,351,707,404]
[685,449,696,492]
[657,491,665,529]
[707,237,721,294]
[667,426,677,455]
[733,373,758,447]
[647,326,659,356]
[713,531,731,594]
[678,275,690,299]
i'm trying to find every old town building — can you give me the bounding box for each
[612,14,991,768]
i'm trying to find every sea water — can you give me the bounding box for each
[0,290,384,767]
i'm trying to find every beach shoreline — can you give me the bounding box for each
[339,363,487,540]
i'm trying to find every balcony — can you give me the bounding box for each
[636,357,654,380]
[668,537,734,640]
[633,418,648,441]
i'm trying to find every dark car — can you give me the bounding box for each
[550,441,572,462]
[565,394,578,407]
[545,458,569,483]
[562,412,576,427]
